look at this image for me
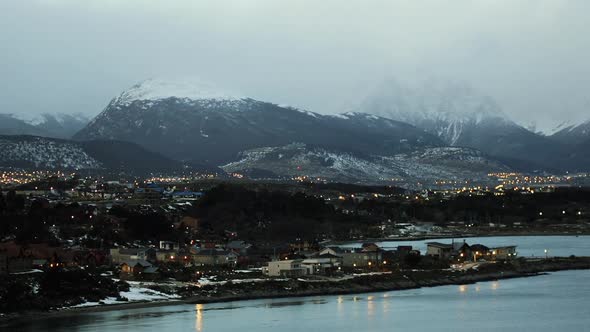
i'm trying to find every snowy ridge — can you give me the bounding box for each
[546,120,576,136]
[328,112,381,121]
[0,136,102,169]
[551,117,590,142]
[114,78,244,105]
[277,104,321,118]
[222,143,508,185]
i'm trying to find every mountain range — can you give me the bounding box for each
[357,79,589,172]
[73,79,443,165]
[0,113,89,139]
[2,78,589,184]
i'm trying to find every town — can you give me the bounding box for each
[1,168,589,313]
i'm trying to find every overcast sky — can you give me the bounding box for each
[1,0,588,132]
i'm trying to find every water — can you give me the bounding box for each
[6,236,590,332]
[9,270,590,332]
[341,235,590,258]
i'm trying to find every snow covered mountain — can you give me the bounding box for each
[74,79,442,165]
[550,119,590,168]
[34,113,90,138]
[0,135,181,171]
[0,114,49,136]
[357,78,584,171]
[0,113,89,139]
[222,143,509,185]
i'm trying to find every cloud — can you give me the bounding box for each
[1,0,588,132]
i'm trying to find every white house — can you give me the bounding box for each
[264,259,307,277]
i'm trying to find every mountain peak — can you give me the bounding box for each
[360,78,509,122]
[114,78,244,105]
[357,78,514,145]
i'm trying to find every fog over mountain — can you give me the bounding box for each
[1,1,589,133]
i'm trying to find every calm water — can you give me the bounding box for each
[342,235,590,258]
[8,270,590,332]
[6,236,590,332]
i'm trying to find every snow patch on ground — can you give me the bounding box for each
[68,282,180,309]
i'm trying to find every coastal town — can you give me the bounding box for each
[1,170,589,317]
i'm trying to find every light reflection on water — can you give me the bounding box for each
[195,304,203,332]
[8,270,589,332]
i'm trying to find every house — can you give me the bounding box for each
[426,242,454,259]
[119,260,160,280]
[301,256,341,275]
[264,259,307,277]
[470,244,490,260]
[110,247,156,264]
[191,249,238,266]
[159,241,180,250]
[426,241,471,260]
[72,250,109,267]
[317,253,343,265]
[318,246,346,257]
[0,243,46,272]
[341,250,383,268]
[155,250,179,263]
[452,242,472,260]
[382,246,419,263]
[289,240,318,252]
[361,243,381,252]
[492,246,517,260]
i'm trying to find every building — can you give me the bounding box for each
[119,260,160,280]
[426,242,453,258]
[227,241,252,255]
[426,241,471,260]
[492,246,517,260]
[264,259,307,277]
[301,256,341,275]
[159,241,180,250]
[110,247,156,264]
[319,247,346,257]
[341,250,383,268]
[319,246,383,268]
[155,250,179,263]
[470,244,490,261]
[191,249,238,266]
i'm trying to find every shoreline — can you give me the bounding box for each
[3,257,590,327]
[328,231,590,245]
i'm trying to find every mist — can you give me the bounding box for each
[1,0,589,132]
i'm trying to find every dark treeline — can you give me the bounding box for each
[187,184,374,242]
[352,188,590,226]
[1,185,589,247]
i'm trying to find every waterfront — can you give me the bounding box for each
[8,269,590,332]
[341,235,590,258]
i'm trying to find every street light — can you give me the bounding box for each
[544,249,548,259]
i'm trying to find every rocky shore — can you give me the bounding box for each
[183,257,590,304]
